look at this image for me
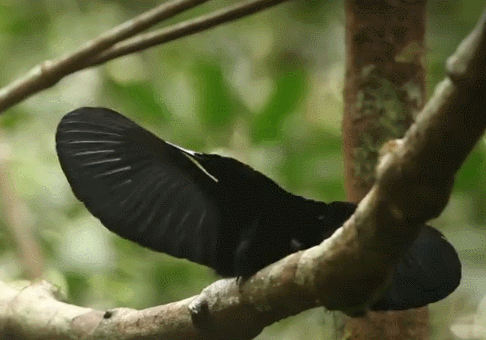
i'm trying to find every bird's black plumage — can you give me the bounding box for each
[55,107,461,311]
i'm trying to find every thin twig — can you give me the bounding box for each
[87,0,292,67]
[0,0,210,113]
[0,0,291,114]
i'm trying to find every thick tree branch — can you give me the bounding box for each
[0,0,290,114]
[1,5,485,340]
[341,1,429,337]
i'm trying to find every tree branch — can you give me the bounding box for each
[87,0,293,67]
[0,0,290,114]
[341,1,429,337]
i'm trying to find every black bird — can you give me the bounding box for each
[55,107,461,311]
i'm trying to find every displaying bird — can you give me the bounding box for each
[55,107,461,311]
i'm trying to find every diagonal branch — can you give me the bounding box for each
[0,0,210,113]
[87,0,293,67]
[0,0,291,114]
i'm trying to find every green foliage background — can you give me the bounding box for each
[0,1,485,338]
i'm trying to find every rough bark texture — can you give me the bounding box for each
[342,0,429,338]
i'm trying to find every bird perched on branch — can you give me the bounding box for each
[56,107,461,312]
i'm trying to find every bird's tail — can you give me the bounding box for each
[370,224,461,311]
[295,200,461,311]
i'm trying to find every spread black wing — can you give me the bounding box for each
[56,107,461,311]
[55,107,301,277]
[56,107,222,266]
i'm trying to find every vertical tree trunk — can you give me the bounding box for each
[341,0,429,339]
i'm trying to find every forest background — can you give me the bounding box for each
[0,0,484,338]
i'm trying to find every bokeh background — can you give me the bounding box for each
[0,0,485,339]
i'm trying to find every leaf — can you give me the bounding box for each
[251,53,307,143]
[192,59,238,128]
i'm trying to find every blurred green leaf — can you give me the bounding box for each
[455,146,486,192]
[0,109,31,131]
[64,271,90,305]
[251,53,307,143]
[0,2,49,36]
[104,79,173,125]
[192,58,238,129]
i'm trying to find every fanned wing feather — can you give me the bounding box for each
[56,107,220,266]
[56,107,461,310]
